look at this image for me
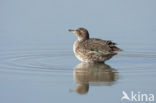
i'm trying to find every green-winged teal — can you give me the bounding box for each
[69,27,122,62]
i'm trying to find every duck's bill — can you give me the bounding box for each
[68,29,77,34]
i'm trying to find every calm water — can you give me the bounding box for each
[0,0,156,103]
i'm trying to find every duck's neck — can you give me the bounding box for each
[78,38,89,42]
[78,35,89,42]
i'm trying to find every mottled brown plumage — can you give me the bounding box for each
[69,27,122,62]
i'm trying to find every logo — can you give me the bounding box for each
[121,91,154,102]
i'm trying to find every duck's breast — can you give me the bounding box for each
[73,40,79,53]
[73,40,85,61]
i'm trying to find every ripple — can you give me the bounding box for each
[117,51,156,59]
[0,49,156,76]
[0,49,75,75]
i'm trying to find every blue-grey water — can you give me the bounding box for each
[0,0,156,103]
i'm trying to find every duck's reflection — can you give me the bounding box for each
[72,62,118,94]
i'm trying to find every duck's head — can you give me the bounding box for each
[69,27,89,41]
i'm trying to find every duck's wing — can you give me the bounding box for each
[80,38,122,55]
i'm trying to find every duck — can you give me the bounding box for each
[69,27,122,62]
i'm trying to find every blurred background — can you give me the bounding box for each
[0,0,156,51]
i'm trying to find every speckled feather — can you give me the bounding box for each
[76,38,121,54]
[73,39,121,62]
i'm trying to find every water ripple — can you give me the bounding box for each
[0,49,156,75]
[118,51,156,59]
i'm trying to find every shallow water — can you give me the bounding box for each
[1,0,156,103]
